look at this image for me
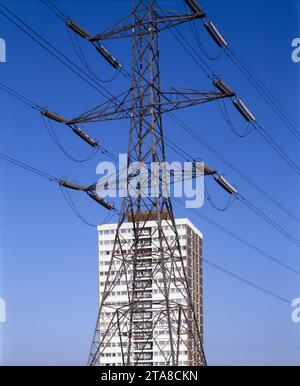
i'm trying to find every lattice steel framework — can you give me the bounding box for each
[87,0,230,367]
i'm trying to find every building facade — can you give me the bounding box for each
[97,218,204,366]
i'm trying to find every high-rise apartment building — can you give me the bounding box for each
[97,217,204,366]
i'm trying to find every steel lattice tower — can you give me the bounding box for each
[88,0,208,367]
[82,0,232,366]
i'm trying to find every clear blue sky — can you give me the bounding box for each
[0,0,299,365]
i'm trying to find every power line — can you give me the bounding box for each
[116,65,300,225]
[203,259,291,305]
[0,151,116,228]
[0,81,41,110]
[2,2,299,254]
[41,115,98,163]
[226,47,300,142]
[60,185,97,227]
[190,18,224,62]
[0,76,121,164]
[34,1,300,227]
[2,64,299,245]
[66,24,121,84]
[39,0,68,21]
[0,80,120,165]
[216,95,254,138]
[59,184,116,228]
[1,152,291,316]
[0,94,293,330]
[254,122,300,177]
[0,146,300,303]
[0,3,298,244]
[0,152,58,181]
[4,114,298,275]
[162,9,300,178]
[174,197,300,276]
[108,21,300,221]
[204,183,236,212]
[4,2,298,224]
[127,58,300,221]
[162,11,215,80]
[0,2,115,100]
[237,195,300,248]
[168,111,300,222]
[183,1,300,143]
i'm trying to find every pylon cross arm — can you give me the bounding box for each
[90,11,200,42]
[70,87,230,124]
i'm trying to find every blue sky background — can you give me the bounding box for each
[0,0,299,365]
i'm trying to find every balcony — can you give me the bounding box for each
[134,290,152,300]
[136,258,152,269]
[134,321,153,331]
[134,342,153,351]
[134,280,152,290]
[134,353,153,361]
[133,311,152,322]
[134,247,152,255]
[133,333,153,342]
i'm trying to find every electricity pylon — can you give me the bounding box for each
[80,0,232,366]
